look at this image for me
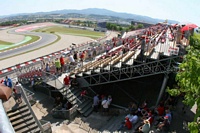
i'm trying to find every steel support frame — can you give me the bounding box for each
[83,56,180,86]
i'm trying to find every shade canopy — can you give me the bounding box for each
[0,84,12,101]
[181,24,198,32]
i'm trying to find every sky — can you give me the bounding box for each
[0,0,199,26]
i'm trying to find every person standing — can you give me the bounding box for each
[63,75,70,87]
[14,82,22,104]
[31,78,36,92]
[55,58,61,75]
[102,97,109,115]
[80,51,85,66]
[93,94,99,112]
[60,55,65,73]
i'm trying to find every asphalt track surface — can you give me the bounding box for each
[0,28,57,59]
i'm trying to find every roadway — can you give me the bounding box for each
[0,27,57,59]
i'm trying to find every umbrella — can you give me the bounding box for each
[181,24,198,32]
[0,84,12,101]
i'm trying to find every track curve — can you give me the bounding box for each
[0,25,57,59]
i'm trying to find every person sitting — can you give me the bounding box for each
[54,96,61,107]
[71,78,79,88]
[4,76,13,88]
[157,116,170,132]
[118,117,132,131]
[138,120,151,133]
[129,112,139,125]
[155,103,165,116]
[128,102,137,114]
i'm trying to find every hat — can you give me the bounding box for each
[144,120,149,124]
[164,116,169,119]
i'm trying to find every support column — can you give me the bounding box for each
[156,74,169,106]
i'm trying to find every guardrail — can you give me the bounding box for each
[51,105,78,120]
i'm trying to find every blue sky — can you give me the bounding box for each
[0,0,199,26]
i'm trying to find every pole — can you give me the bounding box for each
[156,74,169,106]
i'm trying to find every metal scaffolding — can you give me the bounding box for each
[80,56,180,87]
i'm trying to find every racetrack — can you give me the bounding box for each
[0,31,57,59]
[0,22,118,70]
[0,33,92,70]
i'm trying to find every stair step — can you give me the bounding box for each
[21,126,40,133]
[12,117,33,127]
[10,112,31,123]
[68,95,77,102]
[7,104,27,114]
[14,120,36,132]
[83,107,93,117]
[78,100,92,110]
[8,108,29,118]
[79,101,93,114]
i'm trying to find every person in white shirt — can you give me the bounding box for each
[102,98,109,115]
[69,54,75,62]
[129,113,139,125]
[14,82,22,104]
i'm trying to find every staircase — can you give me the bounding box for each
[7,104,41,133]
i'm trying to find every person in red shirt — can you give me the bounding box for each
[80,51,85,66]
[125,117,132,130]
[156,103,165,116]
[63,75,70,87]
[118,117,132,131]
[80,89,87,100]
[60,56,65,72]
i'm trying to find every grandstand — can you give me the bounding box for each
[0,23,186,132]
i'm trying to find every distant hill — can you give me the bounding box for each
[0,8,179,24]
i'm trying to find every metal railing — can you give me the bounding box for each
[41,70,82,104]
[20,85,44,132]
[51,105,78,120]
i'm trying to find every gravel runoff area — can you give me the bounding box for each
[0,28,25,43]
[0,31,118,70]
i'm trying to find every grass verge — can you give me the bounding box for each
[0,40,12,45]
[34,26,105,39]
[0,35,40,53]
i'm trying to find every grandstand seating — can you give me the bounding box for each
[16,23,177,118]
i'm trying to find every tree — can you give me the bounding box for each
[167,33,200,132]
[137,24,144,29]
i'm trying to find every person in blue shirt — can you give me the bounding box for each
[4,76,12,88]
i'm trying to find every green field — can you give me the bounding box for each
[34,26,105,39]
[0,35,40,52]
[0,40,12,45]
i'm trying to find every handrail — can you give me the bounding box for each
[41,70,82,104]
[0,99,15,133]
[68,87,82,104]
[20,85,44,132]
